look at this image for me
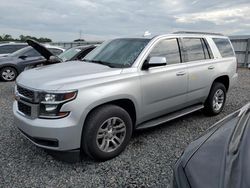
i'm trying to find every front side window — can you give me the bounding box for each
[149,38,181,65]
[213,38,234,58]
[24,48,40,57]
[183,38,207,62]
[83,38,150,68]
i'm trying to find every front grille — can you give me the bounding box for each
[18,101,31,116]
[17,86,35,100]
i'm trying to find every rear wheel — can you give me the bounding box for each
[204,82,226,116]
[0,67,17,81]
[82,105,133,161]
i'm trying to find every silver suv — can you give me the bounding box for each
[13,32,238,161]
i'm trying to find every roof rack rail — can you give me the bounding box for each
[173,31,224,36]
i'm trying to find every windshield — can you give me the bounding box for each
[58,47,82,61]
[10,46,32,57]
[83,38,150,68]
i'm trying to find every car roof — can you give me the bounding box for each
[43,45,65,51]
[72,45,98,49]
[125,31,228,40]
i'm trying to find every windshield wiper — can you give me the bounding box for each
[83,59,115,68]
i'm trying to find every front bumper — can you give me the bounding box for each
[13,101,82,151]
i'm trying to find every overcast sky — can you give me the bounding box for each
[0,0,250,41]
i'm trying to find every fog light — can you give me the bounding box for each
[45,104,58,112]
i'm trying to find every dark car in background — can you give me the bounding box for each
[172,103,250,188]
[0,43,28,57]
[0,42,64,81]
[58,45,97,62]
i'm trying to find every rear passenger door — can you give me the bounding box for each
[181,38,215,105]
[140,38,188,122]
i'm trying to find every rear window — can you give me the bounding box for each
[213,38,234,58]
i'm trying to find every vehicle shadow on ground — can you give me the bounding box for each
[46,110,208,164]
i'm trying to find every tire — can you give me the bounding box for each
[82,104,133,161]
[0,67,17,81]
[204,82,227,116]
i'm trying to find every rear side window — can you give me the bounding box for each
[149,38,181,65]
[0,45,27,54]
[183,38,209,62]
[213,38,234,58]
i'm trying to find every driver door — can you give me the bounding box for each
[20,48,46,70]
[140,38,188,122]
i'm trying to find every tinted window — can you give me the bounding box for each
[0,44,27,54]
[183,38,207,62]
[49,48,63,55]
[79,47,95,59]
[83,38,149,68]
[213,38,234,57]
[24,48,40,57]
[149,38,181,65]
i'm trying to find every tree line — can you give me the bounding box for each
[0,34,52,42]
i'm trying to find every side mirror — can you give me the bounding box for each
[19,55,28,60]
[48,56,62,64]
[143,56,167,69]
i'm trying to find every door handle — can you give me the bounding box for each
[208,65,215,70]
[176,71,186,76]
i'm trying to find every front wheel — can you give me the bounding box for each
[0,67,17,81]
[204,82,226,116]
[82,105,133,161]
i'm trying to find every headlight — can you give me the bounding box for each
[39,91,77,119]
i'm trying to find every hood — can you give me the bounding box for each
[26,39,53,60]
[16,61,122,90]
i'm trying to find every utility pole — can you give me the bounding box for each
[79,30,82,39]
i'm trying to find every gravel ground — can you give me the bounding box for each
[0,68,249,188]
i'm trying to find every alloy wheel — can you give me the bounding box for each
[2,68,16,81]
[212,89,225,111]
[96,117,126,153]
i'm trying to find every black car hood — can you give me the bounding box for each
[26,39,53,60]
[172,103,250,188]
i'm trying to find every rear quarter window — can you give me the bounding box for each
[213,38,235,58]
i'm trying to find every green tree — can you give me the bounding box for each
[0,34,52,42]
[2,34,13,41]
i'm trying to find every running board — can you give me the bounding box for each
[136,104,204,130]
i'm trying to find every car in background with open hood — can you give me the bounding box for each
[58,45,97,62]
[0,40,64,81]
